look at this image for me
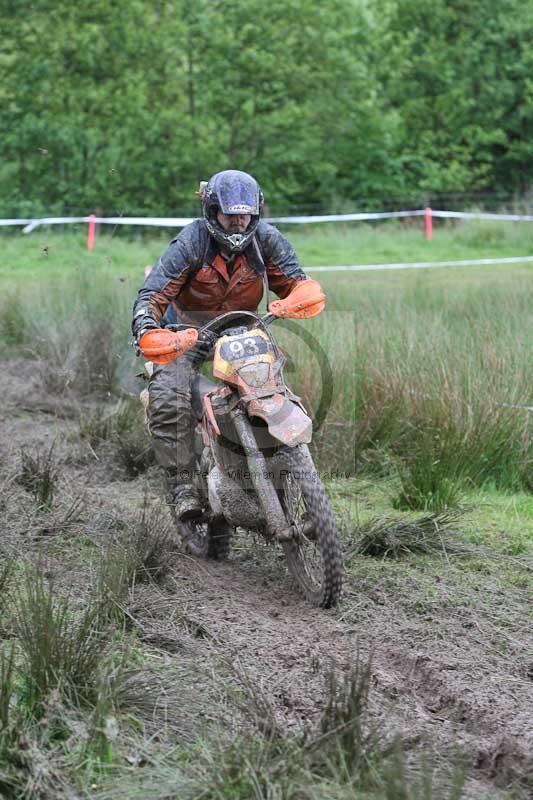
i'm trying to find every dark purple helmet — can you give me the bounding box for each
[201,170,264,253]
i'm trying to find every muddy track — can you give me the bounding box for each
[133,551,532,798]
[2,360,532,799]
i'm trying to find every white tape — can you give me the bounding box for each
[0,208,530,233]
[305,256,533,272]
[19,216,197,233]
[267,210,426,223]
[22,217,87,233]
[430,210,533,222]
[496,402,533,412]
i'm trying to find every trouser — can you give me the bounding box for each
[148,357,197,483]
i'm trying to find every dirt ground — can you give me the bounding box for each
[1,359,532,799]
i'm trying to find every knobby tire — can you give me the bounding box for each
[277,446,343,608]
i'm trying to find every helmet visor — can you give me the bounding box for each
[216,172,260,215]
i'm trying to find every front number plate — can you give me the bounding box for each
[219,335,269,363]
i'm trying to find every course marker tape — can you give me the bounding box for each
[0,208,532,233]
[305,256,533,272]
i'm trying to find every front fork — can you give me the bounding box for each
[230,408,292,541]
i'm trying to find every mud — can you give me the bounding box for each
[1,359,532,799]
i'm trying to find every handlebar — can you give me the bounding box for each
[166,310,281,363]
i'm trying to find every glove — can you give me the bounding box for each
[132,307,158,340]
[138,328,198,364]
[187,329,218,365]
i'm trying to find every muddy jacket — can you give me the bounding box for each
[132,219,308,332]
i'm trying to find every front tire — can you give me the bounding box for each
[276,447,343,608]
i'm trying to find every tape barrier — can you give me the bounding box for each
[430,210,533,223]
[0,208,532,232]
[305,255,533,272]
[267,210,427,223]
[20,216,196,234]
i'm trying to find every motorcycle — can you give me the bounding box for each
[140,280,343,608]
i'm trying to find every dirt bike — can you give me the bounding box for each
[140,281,343,608]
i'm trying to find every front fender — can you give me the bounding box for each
[247,394,312,446]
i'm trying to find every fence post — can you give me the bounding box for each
[425,207,433,241]
[87,214,96,251]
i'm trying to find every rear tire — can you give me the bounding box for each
[276,446,342,608]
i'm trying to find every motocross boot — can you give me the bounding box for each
[171,484,203,521]
[165,469,202,521]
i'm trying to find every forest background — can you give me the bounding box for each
[2,0,533,219]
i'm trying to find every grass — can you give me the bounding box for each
[78,398,155,477]
[2,217,533,282]
[16,444,59,512]
[0,223,531,796]
[0,473,531,797]
[96,500,173,599]
[0,515,173,798]
[349,510,466,559]
[11,569,109,713]
[1,222,531,505]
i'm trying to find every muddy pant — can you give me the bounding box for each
[148,358,197,482]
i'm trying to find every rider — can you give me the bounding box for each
[132,169,318,520]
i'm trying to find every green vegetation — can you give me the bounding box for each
[3,218,533,283]
[1,0,532,216]
[0,227,531,797]
[1,225,531,509]
[16,444,59,512]
[1,475,530,798]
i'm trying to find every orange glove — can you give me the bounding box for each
[138,328,198,364]
[268,279,326,319]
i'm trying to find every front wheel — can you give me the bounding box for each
[277,447,343,608]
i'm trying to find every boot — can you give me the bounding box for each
[169,482,203,521]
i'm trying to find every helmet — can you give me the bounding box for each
[201,170,264,253]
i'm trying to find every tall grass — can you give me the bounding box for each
[2,264,136,397]
[78,398,155,477]
[280,277,532,500]
[16,444,60,511]
[0,559,135,796]
[11,570,108,713]
[1,229,531,501]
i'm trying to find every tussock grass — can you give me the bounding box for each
[83,656,130,766]
[112,398,155,478]
[0,644,26,798]
[96,501,173,625]
[16,444,59,512]
[381,747,467,800]
[78,404,121,448]
[140,655,467,800]
[0,291,27,350]
[350,511,465,559]
[1,572,132,798]
[0,645,16,736]
[11,569,108,713]
[314,656,378,782]
[0,553,14,601]
[0,545,148,794]
[78,397,155,477]
[9,265,136,398]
